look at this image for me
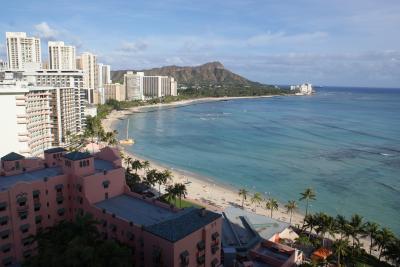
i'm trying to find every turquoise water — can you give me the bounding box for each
[116,87,400,234]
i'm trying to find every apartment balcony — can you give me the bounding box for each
[18,137,30,142]
[18,132,30,136]
[16,101,26,106]
[17,114,27,119]
[17,119,28,124]
[15,96,26,101]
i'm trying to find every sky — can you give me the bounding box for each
[0,0,399,87]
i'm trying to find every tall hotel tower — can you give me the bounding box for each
[48,41,76,70]
[6,32,41,70]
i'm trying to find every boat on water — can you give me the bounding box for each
[119,119,134,145]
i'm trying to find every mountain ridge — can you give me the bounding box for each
[111,61,265,86]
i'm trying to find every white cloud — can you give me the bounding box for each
[120,40,148,53]
[34,22,58,39]
[247,31,328,46]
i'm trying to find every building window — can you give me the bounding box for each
[22,237,33,247]
[23,250,32,259]
[20,224,30,234]
[1,230,10,240]
[19,211,28,220]
[0,202,7,212]
[34,203,41,211]
[56,195,64,204]
[197,240,205,251]
[1,243,11,253]
[35,215,42,224]
[102,180,110,189]
[57,208,65,216]
[32,190,40,198]
[105,193,109,199]
[55,184,63,192]
[17,196,27,206]
[0,216,8,226]
[15,161,20,170]
[180,250,189,266]
[2,256,13,266]
[211,258,219,267]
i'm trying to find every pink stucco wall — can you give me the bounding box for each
[0,147,222,267]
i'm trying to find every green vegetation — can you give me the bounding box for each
[121,154,192,209]
[23,214,132,267]
[239,187,399,266]
[178,82,289,97]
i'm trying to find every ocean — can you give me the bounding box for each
[115,87,400,234]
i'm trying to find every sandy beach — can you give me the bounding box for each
[102,96,306,227]
[101,96,377,254]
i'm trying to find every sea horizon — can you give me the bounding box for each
[115,86,400,234]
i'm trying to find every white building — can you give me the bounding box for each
[102,64,111,84]
[124,71,144,100]
[104,83,125,102]
[290,83,313,95]
[0,60,8,71]
[0,79,53,157]
[77,52,97,103]
[48,41,76,70]
[123,71,178,100]
[6,32,41,70]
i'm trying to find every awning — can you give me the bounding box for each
[1,243,11,252]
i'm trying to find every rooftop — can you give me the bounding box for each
[222,207,290,250]
[95,194,221,242]
[95,194,176,226]
[64,151,92,161]
[94,159,115,171]
[145,208,221,242]
[1,152,25,161]
[44,147,66,154]
[0,167,62,191]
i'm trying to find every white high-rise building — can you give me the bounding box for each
[0,79,53,157]
[142,75,178,99]
[77,52,97,103]
[48,41,76,70]
[102,64,111,84]
[6,32,41,70]
[124,71,144,100]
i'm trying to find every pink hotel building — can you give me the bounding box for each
[0,147,222,267]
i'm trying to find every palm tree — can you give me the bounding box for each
[174,183,188,208]
[314,212,336,247]
[382,238,400,266]
[103,130,118,146]
[131,160,143,174]
[333,238,349,267]
[375,227,395,260]
[238,188,248,208]
[265,198,279,218]
[299,187,316,218]
[250,192,262,211]
[142,160,150,172]
[124,156,133,167]
[335,214,349,240]
[143,169,157,187]
[303,214,316,237]
[349,214,364,249]
[156,170,172,195]
[165,184,177,206]
[284,200,297,224]
[364,221,379,255]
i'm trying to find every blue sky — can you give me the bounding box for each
[1,0,399,87]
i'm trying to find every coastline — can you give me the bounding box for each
[102,95,306,226]
[102,95,278,133]
[101,94,377,254]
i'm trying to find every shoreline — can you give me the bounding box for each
[101,94,378,255]
[102,95,307,225]
[102,95,279,132]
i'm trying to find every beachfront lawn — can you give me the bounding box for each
[159,196,203,209]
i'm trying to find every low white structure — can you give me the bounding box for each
[124,71,178,101]
[290,83,314,95]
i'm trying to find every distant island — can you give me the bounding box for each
[111,61,290,97]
